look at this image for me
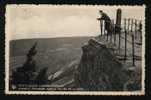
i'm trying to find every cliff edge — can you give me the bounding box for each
[74,39,128,91]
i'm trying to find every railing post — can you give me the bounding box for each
[100,19,103,36]
[124,19,127,61]
[139,20,142,42]
[116,9,122,54]
[118,28,121,53]
[131,19,133,33]
[116,8,122,30]
[134,19,137,39]
[113,21,116,45]
[105,22,109,41]
[110,31,112,43]
[110,19,114,43]
[127,18,130,34]
[132,34,135,66]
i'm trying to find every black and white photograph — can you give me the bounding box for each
[5,5,145,95]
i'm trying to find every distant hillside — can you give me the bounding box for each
[10,36,92,76]
[10,36,93,57]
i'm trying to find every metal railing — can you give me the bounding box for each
[98,18,142,67]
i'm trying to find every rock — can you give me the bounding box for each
[12,42,39,85]
[35,67,48,85]
[75,39,128,91]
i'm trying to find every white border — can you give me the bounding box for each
[5,4,145,95]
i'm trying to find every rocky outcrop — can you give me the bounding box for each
[75,39,128,91]
[11,42,48,85]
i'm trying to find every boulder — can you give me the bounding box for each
[75,39,128,91]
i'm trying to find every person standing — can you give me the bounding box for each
[98,10,112,34]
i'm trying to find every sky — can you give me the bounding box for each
[6,5,145,40]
